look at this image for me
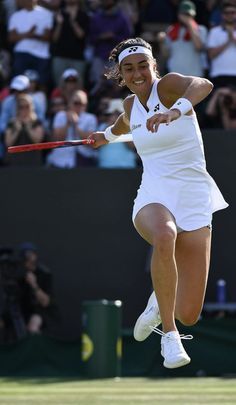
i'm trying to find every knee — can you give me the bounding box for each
[152,226,177,257]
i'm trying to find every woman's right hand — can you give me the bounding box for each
[88,132,109,148]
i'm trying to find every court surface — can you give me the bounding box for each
[0,377,236,404]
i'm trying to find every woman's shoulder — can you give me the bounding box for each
[157,73,187,106]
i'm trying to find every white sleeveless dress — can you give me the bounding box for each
[131,79,228,230]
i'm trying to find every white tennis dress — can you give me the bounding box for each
[131,79,228,230]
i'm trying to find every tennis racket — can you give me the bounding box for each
[7,134,133,154]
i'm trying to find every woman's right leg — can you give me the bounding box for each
[134,203,178,333]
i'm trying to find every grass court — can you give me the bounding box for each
[0,377,236,404]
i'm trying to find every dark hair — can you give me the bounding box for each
[105,37,159,86]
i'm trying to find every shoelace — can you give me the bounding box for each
[150,325,193,340]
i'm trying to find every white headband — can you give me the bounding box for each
[118,46,153,64]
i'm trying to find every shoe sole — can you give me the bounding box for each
[133,292,159,342]
[163,357,191,369]
[133,314,153,341]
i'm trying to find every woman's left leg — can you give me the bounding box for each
[175,227,212,325]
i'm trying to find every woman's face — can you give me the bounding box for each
[120,54,156,95]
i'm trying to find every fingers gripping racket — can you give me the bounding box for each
[7,134,133,154]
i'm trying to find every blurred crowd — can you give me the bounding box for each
[0,243,55,343]
[0,0,236,168]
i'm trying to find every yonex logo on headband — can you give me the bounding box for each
[128,47,138,53]
[118,45,153,64]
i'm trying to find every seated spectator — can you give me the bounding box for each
[207,2,236,88]
[51,0,90,87]
[46,89,97,167]
[205,86,236,129]
[97,98,138,168]
[0,75,45,134]
[7,0,54,90]
[0,246,27,343]
[18,242,53,335]
[50,68,82,103]
[45,95,67,132]
[4,93,45,166]
[24,69,48,118]
[157,0,208,77]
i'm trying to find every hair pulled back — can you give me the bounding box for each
[105,37,159,86]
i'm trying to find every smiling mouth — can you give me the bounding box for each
[133,80,145,86]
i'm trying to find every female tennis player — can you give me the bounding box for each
[89,37,228,369]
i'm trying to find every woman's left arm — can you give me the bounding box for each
[160,72,213,108]
[147,73,213,132]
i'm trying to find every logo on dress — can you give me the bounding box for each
[128,46,138,53]
[154,104,160,112]
[131,124,141,131]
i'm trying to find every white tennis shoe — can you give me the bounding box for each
[151,327,192,369]
[133,291,161,341]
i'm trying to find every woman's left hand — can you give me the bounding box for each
[146,110,180,132]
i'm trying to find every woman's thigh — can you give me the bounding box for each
[134,203,177,245]
[175,227,212,324]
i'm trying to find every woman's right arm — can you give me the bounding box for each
[89,97,132,147]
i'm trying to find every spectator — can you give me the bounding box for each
[51,0,90,87]
[18,242,53,335]
[4,93,45,166]
[87,0,132,95]
[97,98,138,168]
[157,0,208,76]
[205,0,223,28]
[24,69,48,118]
[205,86,236,129]
[46,95,67,132]
[207,1,236,88]
[0,75,45,134]
[50,68,82,103]
[46,89,97,167]
[7,0,54,89]
[0,247,27,343]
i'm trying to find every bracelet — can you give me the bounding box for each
[170,98,193,116]
[104,126,118,142]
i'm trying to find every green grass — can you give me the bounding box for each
[0,377,236,405]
